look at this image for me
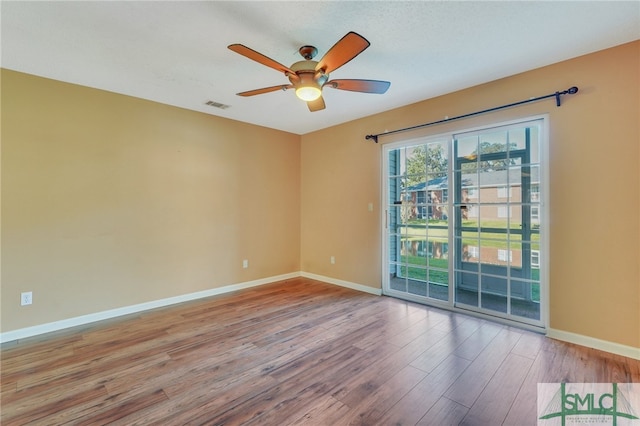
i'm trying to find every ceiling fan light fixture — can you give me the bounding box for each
[295,84,322,101]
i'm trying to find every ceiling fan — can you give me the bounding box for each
[228,31,390,112]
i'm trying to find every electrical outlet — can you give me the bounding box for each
[243,259,249,269]
[21,291,33,306]
[330,256,335,264]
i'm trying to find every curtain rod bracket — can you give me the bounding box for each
[365,86,579,142]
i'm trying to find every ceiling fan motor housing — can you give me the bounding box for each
[289,61,329,88]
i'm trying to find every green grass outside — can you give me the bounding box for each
[396,254,540,302]
[398,218,540,250]
[393,217,542,302]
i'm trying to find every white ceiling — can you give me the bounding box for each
[2,1,639,135]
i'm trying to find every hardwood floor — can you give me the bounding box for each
[2,277,639,425]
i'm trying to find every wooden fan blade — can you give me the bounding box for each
[315,32,370,74]
[325,79,390,94]
[228,44,296,76]
[237,84,293,97]
[307,96,326,112]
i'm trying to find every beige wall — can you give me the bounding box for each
[301,41,640,348]
[2,41,639,350]
[1,70,301,332]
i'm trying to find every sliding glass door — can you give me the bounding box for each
[383,118,546,328]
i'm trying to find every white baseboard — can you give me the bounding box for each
[546,328,640,360]
[0,271,381,344]
[300,272,382,296]
[0,272,299,344]
[4,274,636,362]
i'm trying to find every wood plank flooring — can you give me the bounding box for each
[2,277,639,425]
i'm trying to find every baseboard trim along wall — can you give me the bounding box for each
[0,272,300,344]
[546,328,640,360]
[0,272,381,344]
[299,272,383,296]
[3,274,638,362]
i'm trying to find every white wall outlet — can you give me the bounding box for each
[21,291,33,306]
[368,202,373,212]
[242,259,249,269]
[330,256,335,264]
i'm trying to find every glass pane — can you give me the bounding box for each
[388,149,403,177]
[478,167,508,204]
[389,260,404,276]
[509,156,522,166]
[429,266,448,284]
[428,265,449,302]
[399,264,411,279]
[478,131,509,162]
[404,261,427,277]
[399,190,422,222]
[478,239,506,267]
[428,240,449,264]
[532,266,540,284]
[509,242,524,269]
[428,240,449,300]
[509,127,527,151]
[408,278,428,296]
[426,141,448,174]
[460,175,477,214]
[525,165,541,202]
[456,135,478,168]
[416,189,427,207]
[461,203,478,223]
[459,176,478,223]
[531,281,540,303]
[479,204,509,232]
[530,205,541,229]
[427,207,446,230]
[388,177,405,205]
[407,219,426,237]
[427,172,448,203]
[508,167,522,203]
[508,204,523,232]
[388,206,409,235]
[405,144,427,178]
[511,280,540,320]
[528,164,540,184]
[403,238,427,268]
[456,271,478,306]
[389,268,406,292]
[460,240,480,264]
[481,276,507,313]
[507,128,527,166]
[388,235,402,264]
[429,282,448,301]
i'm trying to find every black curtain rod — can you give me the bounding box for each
[365,86,579,143]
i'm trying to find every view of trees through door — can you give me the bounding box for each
[384,118,546,328]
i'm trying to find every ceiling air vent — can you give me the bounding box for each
[205,100,231,110]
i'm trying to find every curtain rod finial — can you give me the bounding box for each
[365,134,379,143]
[556,86,579,106]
